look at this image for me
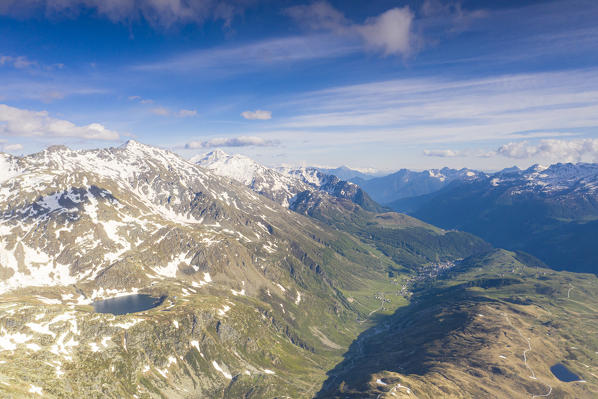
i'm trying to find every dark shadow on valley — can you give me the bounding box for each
[314,275,520,398]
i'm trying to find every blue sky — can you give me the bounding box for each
[1,0,598,171]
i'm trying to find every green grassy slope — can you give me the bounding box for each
[317,249,598,398]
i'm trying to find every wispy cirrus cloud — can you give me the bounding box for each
[184,136,279,149]
[0,78,107,103]
[0,55,37,69]
[150,107,170,116]
[128,96,196,117]
[272,68,598,146]
[0,103,119,140]
[0,0,253,29]
[241,110,271,120]
[177,109,197,117]
[150,107,197,117]
[0,54,65,72]
[128,95,154,104]
[133,34,359,73]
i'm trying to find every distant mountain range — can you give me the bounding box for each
[196,153,598,274]
[352,167,483,204]
[337,162,598,274]
[389,163,598,273]
[315,165,381,182]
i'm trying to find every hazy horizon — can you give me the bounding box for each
[2,138,588,175]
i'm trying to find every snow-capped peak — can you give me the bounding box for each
[190,149,229,164]
[120,139,150,151]
[192,150,375,210]
[0,152,22,184]
[193,150,267,186]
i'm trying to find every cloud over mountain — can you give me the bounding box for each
[185,136,279,149]
[498,138,598,162]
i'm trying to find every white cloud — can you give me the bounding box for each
[151,107,170,116]
[497,139,598,162]
[177,109,197,117]
[149,106,196,117]
[241,110,271,120]
[0,140,23,152]
[128,95,154,104]
[185,136,278,149]
[423,149,459,157]
[130,96,194,117]
[285,2,415,56]
[0,103,119,140]
[357,7,414,56]
[3,143,23,151]
[423,148,495,158]
[423,138,598,163]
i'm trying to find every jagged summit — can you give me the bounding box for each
[192,149,306,206]
[191,148,228,163]
[119,138,154,152]
[194,150,386,212]
[485,162,598,194]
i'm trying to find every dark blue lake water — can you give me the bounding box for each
[93,294,165,315]
[550,363,581,382]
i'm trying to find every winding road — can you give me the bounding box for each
[503,313,553,398]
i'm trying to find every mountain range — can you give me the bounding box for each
[385,163,598,273]
[352,167,483,205]
[289,159,598,275]
[0,142,596,398]
[193,150,386,212]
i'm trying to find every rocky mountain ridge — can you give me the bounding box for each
[193,149,386,212]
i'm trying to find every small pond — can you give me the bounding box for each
[550,363,581,382]
[93,294,165,315]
